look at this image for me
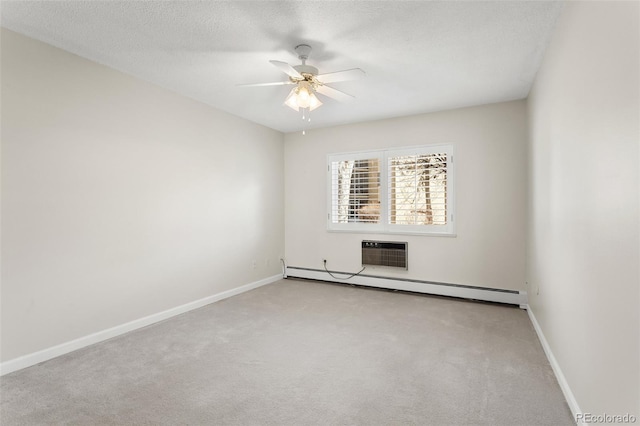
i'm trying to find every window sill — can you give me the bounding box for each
[326,228,457,238]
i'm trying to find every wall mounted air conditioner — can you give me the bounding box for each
[361,240,408,270]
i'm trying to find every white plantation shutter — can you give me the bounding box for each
[328,145,454,235]
[389,150,449,225]
[329,153,383,232]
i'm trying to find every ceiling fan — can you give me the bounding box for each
[239,44,366,113]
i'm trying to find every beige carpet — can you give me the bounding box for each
[1,279,573,425]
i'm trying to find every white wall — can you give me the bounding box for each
[1,29,284,362]
[527,1,639,416]
[285,100,528,291]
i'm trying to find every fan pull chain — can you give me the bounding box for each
[299,107,314,135]
[302,107,309,135]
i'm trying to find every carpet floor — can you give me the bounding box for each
[1,279,574,425]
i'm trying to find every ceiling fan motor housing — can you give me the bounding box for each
[293,64,319,77]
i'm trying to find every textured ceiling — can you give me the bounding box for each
[1,1,563,133]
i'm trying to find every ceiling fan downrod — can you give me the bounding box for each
[293,44,318,77]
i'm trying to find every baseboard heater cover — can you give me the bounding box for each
[285,266,527,306]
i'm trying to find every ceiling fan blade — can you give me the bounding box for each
[316,68,366,84]
[315,84,355,102]
[237,81,294,87]
[269,60,303,79]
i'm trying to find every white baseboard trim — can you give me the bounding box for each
[286,266,527,306]
[525,304,582,424]
[0,274,282,376]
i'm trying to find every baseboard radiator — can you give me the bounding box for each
[285,266,527,306]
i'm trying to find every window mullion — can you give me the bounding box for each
[413,156,418,225]
[381,152,389,231]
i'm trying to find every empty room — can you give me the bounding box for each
[1,1,638,425]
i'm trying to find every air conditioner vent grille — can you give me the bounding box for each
[362,240,407,269]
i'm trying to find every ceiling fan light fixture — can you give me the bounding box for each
[284,82,322,112]
[308,92,322,111]
[297,84,312,107]
[284,87,300,111]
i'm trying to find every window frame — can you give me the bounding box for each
[327,144,455,236]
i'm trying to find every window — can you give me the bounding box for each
[328,145,454,235]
